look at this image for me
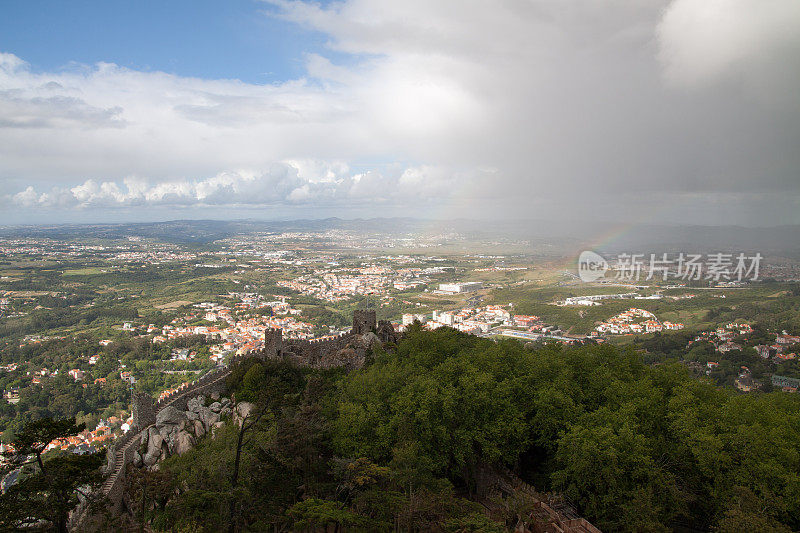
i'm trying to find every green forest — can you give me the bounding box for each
[0,333,215,439]
[128,327,800,532]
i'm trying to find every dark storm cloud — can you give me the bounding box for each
[1,0,799,224]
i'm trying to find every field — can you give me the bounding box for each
[488,274,800,335]
[2,231,800,440]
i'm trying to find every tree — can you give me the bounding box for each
[228,403,266,533]
[2,417,84,472]
[0,417,105,533]
[714,486,792,533]
[144,330,800,532]
[286,497,369,531]
[271,399,331,498]
[126,464,175,533]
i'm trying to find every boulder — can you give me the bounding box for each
[156,405,187,426]
[236,402,255,420]
[197,406,220,430]
[209,401,222,412]
[187,395,205,413]
[147,430,164,457]
[210,391,220,401]
[329,347,363,370]
[133,451,143,468]
[361,331,380,348]
[173,430,195,455]
[166,437,177,456]
[158,425,175,442]
[193,419,206,438]
[220,397,230,407]
[143,449,160,467]
[186,410,199,421]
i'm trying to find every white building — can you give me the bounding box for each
[433,311,455,326]
[438,282,483,294]
[402,313,428,326]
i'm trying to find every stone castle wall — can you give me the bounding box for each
[132,391,156,429]
[71,310,382,531]
[152,365,232,413]
[72,361,238,531]
[281,333,352,364]
[262,310,379,367]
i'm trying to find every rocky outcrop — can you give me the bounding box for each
[376,320,399,344]
[321,346,364,370]
[72,310,397,531]
[235,401,255,422]
[138,394,232,467]
[156,405,187,426]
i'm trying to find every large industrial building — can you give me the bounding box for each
[437,282,483,294]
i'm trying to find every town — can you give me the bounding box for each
[3,229,799,471]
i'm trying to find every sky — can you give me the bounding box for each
[1,0,799,226]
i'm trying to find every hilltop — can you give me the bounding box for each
[93,329,800,530]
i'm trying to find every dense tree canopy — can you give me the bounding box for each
[138,327,800,531]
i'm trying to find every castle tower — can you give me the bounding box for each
[351,309,377,335]
[264,328,283,359]
[376,320,398,344]
[132,391,156,429]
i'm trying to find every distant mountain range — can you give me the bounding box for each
[1,218,798,256]
[0,218,426,243]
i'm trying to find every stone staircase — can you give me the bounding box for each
[71,366,237,530]
[101,451,123,494]
[101,441,129,494]
[70,338,338,530]
[491,466,602,533]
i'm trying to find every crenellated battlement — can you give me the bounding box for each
[73,310,393,531]
[257,310,388,369]
[352,309,376,335]
[284,332,349,348]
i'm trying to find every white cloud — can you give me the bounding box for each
[1,0,800,223]
[5,162,480,210]
[12,186,40,208]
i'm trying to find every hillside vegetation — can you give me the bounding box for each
[136,327,799,532]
